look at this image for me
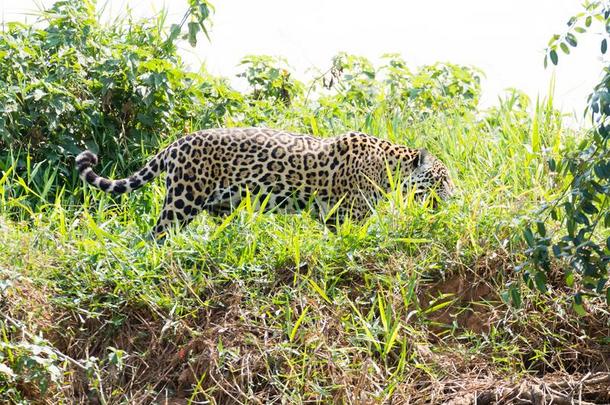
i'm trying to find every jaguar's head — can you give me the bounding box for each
[408,149,455,202]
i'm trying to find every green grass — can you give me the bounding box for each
[1,105,609,404]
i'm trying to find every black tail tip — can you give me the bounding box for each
[76,150,98,171]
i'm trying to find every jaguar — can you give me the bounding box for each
[76,127,454,237]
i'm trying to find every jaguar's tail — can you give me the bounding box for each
[76,150,166,194]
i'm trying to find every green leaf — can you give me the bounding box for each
[167,24,181,45]
[188,21,199,47]
[585,16,592,27]
[574,27,586,33]
[573,302,587,316]
[198,2,210,20]
[536,221,546,237]
[575,212,590,225]
[567,216,575,236]
[552,244,561,257]
[566,271,574,287]
[534,271,548,293]
[396,238,432,245]
[566,33,578,47]
[550,50,558,65]
[573,294,587,316]
[602,39,607,54]
[560,42,570,54]
[523,227,535,247]
[378,293,388,331]
[582,201,598,215]
[596,279,607,294]
[510,286,521,309]
[607,288,610,306]
[383,322,401,356]
[307,278,331,304]
[594,162,608,179]
[423,296,456,314]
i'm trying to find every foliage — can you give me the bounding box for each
[2,1,608,403]
[2,84,594,402]
[383,57,482,117]
[166,0,213,48]
[231,55,305,126]
[523,0,610,308]
[0,0,213,189]
[0,332,63,401]
[237,55,304,107]
[321,53,379,111]
[316,53,482,123]
[231,53,481,130]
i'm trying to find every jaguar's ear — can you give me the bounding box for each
[414,149,430,168]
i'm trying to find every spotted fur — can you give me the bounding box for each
[76,127,454,237]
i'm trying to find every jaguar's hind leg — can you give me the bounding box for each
[153,200,203,240]
[152,176,207,240]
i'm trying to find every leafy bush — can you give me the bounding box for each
[524,0,609,308]
[0,333,63,401]
[205,53,483,135]
[238,55,304,107]
[316,53,482,122]
[231,55,304,126]
[0,0,213,183]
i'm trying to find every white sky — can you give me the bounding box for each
[2,0,606,122]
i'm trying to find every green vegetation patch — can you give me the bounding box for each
[1,0,609,403]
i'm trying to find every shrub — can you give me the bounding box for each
[316,53,482,124]
[0,0,213,184]
[524,0,609,308]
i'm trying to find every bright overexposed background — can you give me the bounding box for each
[2,0,606,122]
